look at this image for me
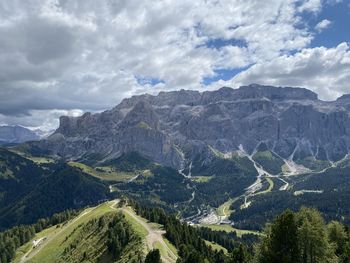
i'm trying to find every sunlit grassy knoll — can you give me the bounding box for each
[27,156,54,164]
[191,175,214,183]
[217,198,234,217]
[204,240,228,254]
[68,161,137,182]
[201,224,261,238]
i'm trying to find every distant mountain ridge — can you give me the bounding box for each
[30,84,350,168]
[0,125,39,145]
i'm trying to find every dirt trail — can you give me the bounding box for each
[121,207,177,263]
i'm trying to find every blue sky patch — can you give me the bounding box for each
[135,76,165,86]
[202,67,249,85]
[309,1,350,48]
[204,38,248,49]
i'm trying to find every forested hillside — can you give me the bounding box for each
[0,148,110,230]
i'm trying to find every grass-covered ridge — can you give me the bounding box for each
[68,161,138,182]
[11,200,178,263]
[12,201,143,263]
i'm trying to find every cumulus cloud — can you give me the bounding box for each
[0,0,345,130]
[297,0,322,13]
[229,43,350,100]
[315,19,332,32]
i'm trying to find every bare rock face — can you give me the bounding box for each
[33,84,350,167]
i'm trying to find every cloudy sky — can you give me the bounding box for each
[0,0,349,131]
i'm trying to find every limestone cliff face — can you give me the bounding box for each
[34,84,350,167]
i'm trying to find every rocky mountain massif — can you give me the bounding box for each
[0,125,39,145]
[31,84,350,169]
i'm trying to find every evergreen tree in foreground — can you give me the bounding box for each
[229,243,251,263]
[145,249,161,263]
[327,221,350,262]
[257,209,299,263]
[255,207,343,263]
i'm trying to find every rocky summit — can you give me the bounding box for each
[32,84,350,168]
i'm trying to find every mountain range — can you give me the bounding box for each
[30,84,350,169]
[0,125,40,145]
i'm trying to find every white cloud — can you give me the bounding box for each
[0,0,345,130]
[297,0,322,13]
[315,19,332,32]
[0,109,84,132]
[229,43,350,101]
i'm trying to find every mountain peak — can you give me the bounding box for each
[0,125,39,144]
[337,94,350,101]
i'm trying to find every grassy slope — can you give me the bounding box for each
[204,240,228,254]
[13,200,177,263]
[201,224,261,238]
[7,147,54,164]
[191,175,215,183]
[296,157,330,171]
[217,199,234,217]
[68,161,137,182]
[13,202,125,263]
[252,150,285,175]
[121,206,178,263]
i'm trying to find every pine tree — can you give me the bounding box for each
[230,243,251,263]
[327,221,350,262]
[145,249,161,263]
[255,207,341,263]
[256,209,299,263]
[296,207,338,263]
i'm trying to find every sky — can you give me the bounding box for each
[0,0,349,131]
